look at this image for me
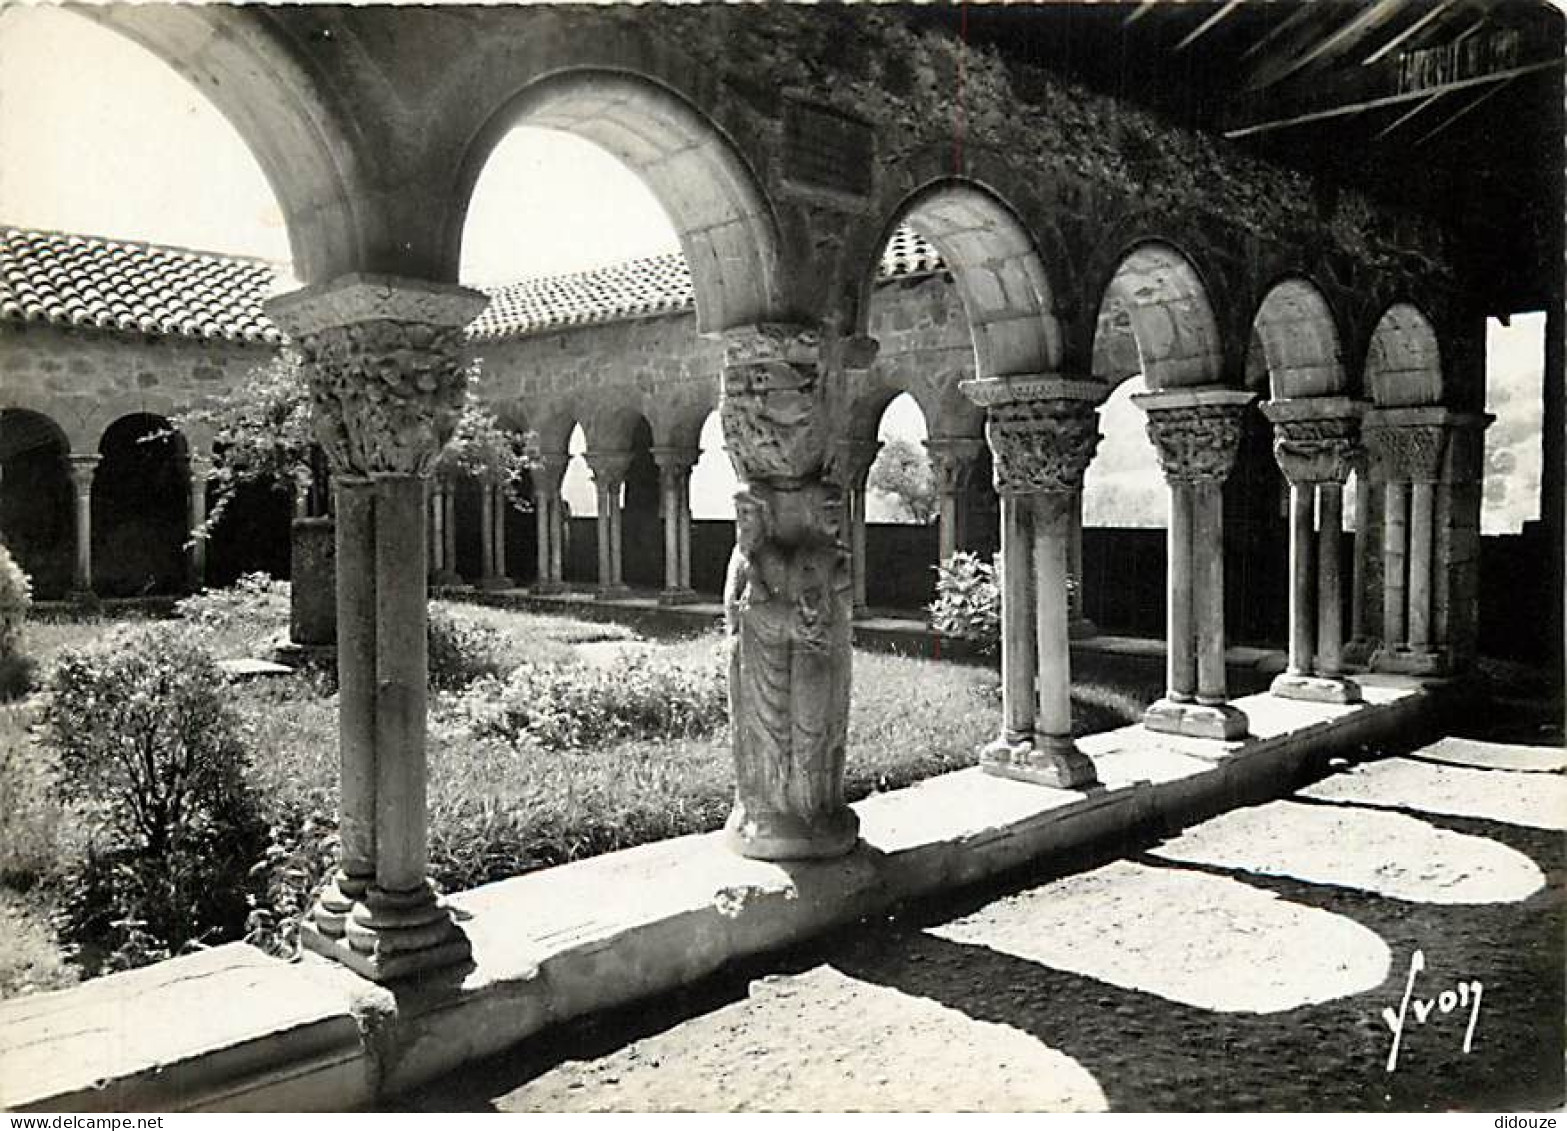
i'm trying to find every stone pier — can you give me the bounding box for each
[1133,387,1253,741]
[719,323,860,860]
[1261,396,1364,704]
[266,274,484,983]
[961,375,1103,788]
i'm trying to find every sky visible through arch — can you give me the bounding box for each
[0,6,1546,535]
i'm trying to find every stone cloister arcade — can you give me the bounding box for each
[1,5,1494,985]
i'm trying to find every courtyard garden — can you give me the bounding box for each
[0,572,1153,1002]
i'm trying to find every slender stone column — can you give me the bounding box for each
[491,482,510,583]
[426,481,440,574]
[837,440,881,618]
[652,446,699,604]
[720,323,864,860]
[1344,453,1376,668]
[65,453,98,599]
[925,436,983,564]
[961,375,1103,787]
[1366,407,1450,675]
[441,482,458,584]
[267,273,485,982]
[185,451,212,591]
[475,478,511,589]
[585,451,632,597]
[1260,397,1364,703]
[1066,487,1097,639]
[532,454,568,592]
[1133,387,1253,741]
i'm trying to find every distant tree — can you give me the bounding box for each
[866,437,937,524]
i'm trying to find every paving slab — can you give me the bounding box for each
[1301,755,1567,831]
[1411,736,1567,774]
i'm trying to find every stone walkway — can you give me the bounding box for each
[397,733,1564,1113]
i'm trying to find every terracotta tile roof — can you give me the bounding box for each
[0,225,945,345]
[0,226,285,344]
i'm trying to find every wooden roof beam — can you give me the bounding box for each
[1249,0,1411,90]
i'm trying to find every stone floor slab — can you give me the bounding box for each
[1301,755,1567,831]
[1413,736,1567,774]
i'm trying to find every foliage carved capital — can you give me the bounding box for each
[985,400,1102,496]
[1261,398,1366,486]
[1132,388,1254,486]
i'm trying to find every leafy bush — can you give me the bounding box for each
[0,710,62,886]
[42,624,268,973]
[0,545,35,702]
[427,606,512,691]
[928,551,1001,651]
[175,572,291,659]
[450,641,728,752]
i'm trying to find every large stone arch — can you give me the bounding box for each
[851,176,1066,383]
[1364,302,1444,407]
[76,6,364,284]
[1087,237,1228,390]
[0,407,73,598]
[1249,276,1349,400]
[445,68,782,333]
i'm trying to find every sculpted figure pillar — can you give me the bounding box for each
[267,274,485,982]
[1365,407,1451,675]
[962,375,1104,787]
[924,436,983,565]
[719,323,860,860]
[532,453,568,592]
[837,439,882,618]
[1133,387,1254,741]
[65,453,98,599]
[585,450,632,597]
[652,446,700,604]
[1261,398,1365,703]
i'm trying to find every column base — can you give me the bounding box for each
[724,804,859,861]
[1143,698,1249,741]
[430,570,464,588]
[1342,638,1377,671]
[596,584,632,600]
[1068,616,1099,641]
[67,587,98,606]
[530,580,567,595]
[1270,671,1363,704]
[979,733,1098,789]
[1370,646,1445,676]
[657,587,700,606]
[476,576,513,591]
[852,603,870,621]
[304,883,472,984]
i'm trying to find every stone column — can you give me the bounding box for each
[1133,387,1253,741]
[489,479,510,586]
[720,323,862,860]
[925,436,983,564]
[1261,397,1365,703]
[65,453,98,599]
[962,375,1103,787]
[585,451,632,597]
[1366,407,1450,675]
[1344,452,1376,668]
[837,439,881,619]
[185,451,212,592]
[441,481,459,585]
[652,446,699,604]
[532,454,568,592]
[1066,487,1097,639]
[266,274,485,983]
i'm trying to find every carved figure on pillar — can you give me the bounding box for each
[1133,387,1254,741]
[962,375,1105,789]
[267,274,486,983]
[1260,398,1365,704]
[719,323,860,859]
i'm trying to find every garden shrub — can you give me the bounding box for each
[0,719,62,887]
[175,572,291,659]
[928,551,1001,651]
[0,544,36,702]
[42,624,268,973]
[451,642,728,752]
[427,606,512,691]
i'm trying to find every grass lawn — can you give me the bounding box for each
[0,584,1149,999]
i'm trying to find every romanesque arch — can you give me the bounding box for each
[94,413,189,597]
[0,408,72,598]
[1250,277,1349,400]
[448,69,781,333]
[1365,302,1444,407]
[1090,240,1226,390]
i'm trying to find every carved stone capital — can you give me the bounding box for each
[532,453,569,496]
[1132,387,1255,486]
[584,450,634,490]
[1363,406,1452,485]
[265,276,488,478]
[836,440,883,490]
[961,376,1106,496]
[650,445,700,490]
[719,323,836,488]
[924,436,985,494]
[65,453,99,495]
[1260,397,1366,486]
